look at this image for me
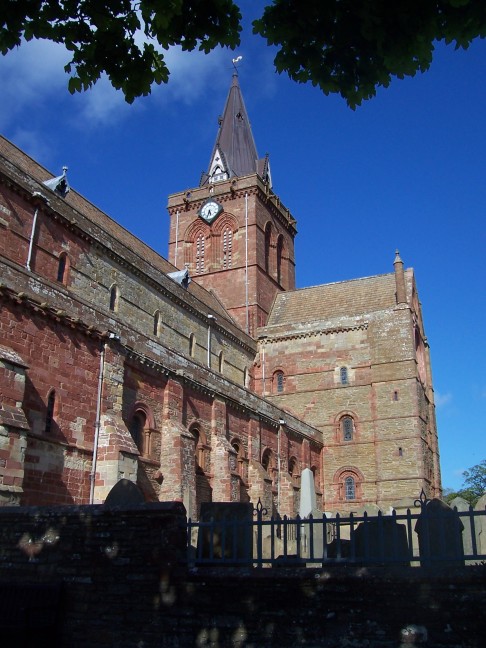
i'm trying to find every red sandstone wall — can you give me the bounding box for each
[0,299,100,504]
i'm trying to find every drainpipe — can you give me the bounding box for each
[89,340,106,504]
[245,192,249,333]
[261,343,266,396]
[174,209,180,267]
[277,420,286,514]
[207,314,216,368]
[26,192,48,272]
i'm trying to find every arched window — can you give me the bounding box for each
[310,465,320,491]
[276,235,284,285]
[264,222,272,274]
[230,440,243,477]
[342,416,354,441]
[340,366,348,385]
[335,467,363,502]
[45,389,56,434]
[189,333,196,358]
[109,284,119,312]
[153,310,162,337]
[129,411,146,453]
[192,426,212,517]
[222,227,233,269]
[231,440,241,471]
[274,370,284,394]
[261,448,273,474]
[195,233,205,274]
[57,252,70,284]
[415,327,426,384]
[345,476,355,500]
[218,350,224,373]
[231,439,249,502]
[288,457,300,484]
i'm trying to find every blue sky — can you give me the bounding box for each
[0,4,484,491]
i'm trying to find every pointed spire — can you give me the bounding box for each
[201,72,271,187]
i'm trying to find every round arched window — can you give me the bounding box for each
[129,411,145,452]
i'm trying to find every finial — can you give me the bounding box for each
[394,249,403,264]
[62,165,68,175]
[232,55,242,74]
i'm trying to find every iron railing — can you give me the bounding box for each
[186,496,486,568]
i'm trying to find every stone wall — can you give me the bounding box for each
[257,274,441,512]
[167,174,297,334]
[0,141,322,516]
[0,503,484,648]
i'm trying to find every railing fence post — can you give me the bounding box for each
[253,498,267,567]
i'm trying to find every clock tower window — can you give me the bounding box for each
[222,227,233,269]
[264,222,272,274]
[276,234,284,285]
[195,233,205,274]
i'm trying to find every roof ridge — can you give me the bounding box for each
[284,272,397,295]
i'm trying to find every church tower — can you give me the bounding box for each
[167,73,296,335]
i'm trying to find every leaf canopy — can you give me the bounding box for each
[253,0,486,108]
[1,1,486,105]
[0,0,242,103]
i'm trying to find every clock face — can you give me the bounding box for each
[199,200,222,223]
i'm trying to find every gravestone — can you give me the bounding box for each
[475,493,486,558]
[104,478,145,507]
[196,502,253,565]
[299,468,316,518]
[299,469,324,561]
[449,496,473,560]
[414,498,464,567]
[354,516,409,565]
[324,538,351,561]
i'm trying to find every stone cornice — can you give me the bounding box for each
[259,321,369,344]
[0,279,106,341]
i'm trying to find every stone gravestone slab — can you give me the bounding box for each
[196,502,253,566]
[415,498,464,567]
[449,496,473,560]
[474,493,486,558]
[354,516,409,565]
[104,479,145,507]
[298,469,324,561]
[299,468,317,518]
[325,538,351,562]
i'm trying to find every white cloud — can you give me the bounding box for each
[71,75,135,126]
[70,46,230,126]
[435,391,452,408]
[158,46,229,104]
[0,39,69,129]
[0,34,232,130]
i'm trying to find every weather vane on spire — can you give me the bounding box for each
[232,55,243,73]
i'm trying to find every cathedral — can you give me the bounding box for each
[0,73,441,517]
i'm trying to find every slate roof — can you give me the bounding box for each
[0,135,243,332]
[266,272,412,328]
[201,73,261,184]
